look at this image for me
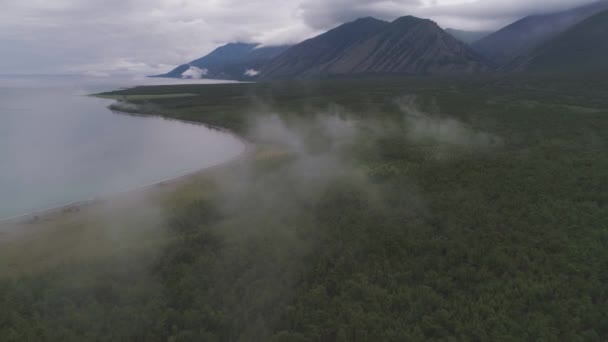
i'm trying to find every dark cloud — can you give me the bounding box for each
[421,0,601,20]
[298,0,601,30]
[298,0,422,30]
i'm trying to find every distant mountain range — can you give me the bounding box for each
[512,9,608,73]
[472,0,608,67]
[157,1,608,81]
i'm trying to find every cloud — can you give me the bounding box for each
[298,0,421,30]
[182,66,208,79]
[297,0,601,30]
[0,0,310,75]
[0,0,601,74]
[415,0,602,29]
[396,95,501,152]
[244,69,260,77]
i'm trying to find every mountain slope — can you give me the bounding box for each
[325,16,491,76]
[158,43,257,78]
[157,43,290,80]
[445,28,492,44]
[260,16,490,80]
[472,1,608,66]
[516,10,608,73]
[260,17,390,80]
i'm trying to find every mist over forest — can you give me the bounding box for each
[2,0,608,340]
[2,75,607,340]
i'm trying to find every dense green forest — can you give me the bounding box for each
[1,75,608,341]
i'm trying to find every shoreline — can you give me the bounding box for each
[0,109,253,227]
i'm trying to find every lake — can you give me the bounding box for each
[0,75,245,220]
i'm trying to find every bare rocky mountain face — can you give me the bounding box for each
[258,17,390,80]
[260,16,491,80]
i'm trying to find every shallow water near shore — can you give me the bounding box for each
[0,75,245,220]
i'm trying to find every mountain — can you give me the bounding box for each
[445,28,492,44]
[472,1,608,66]
[158,43,257,78]
[259,17,390,80]
[260,16,491,80]
[157,43,290,80]
[513,10,608,73]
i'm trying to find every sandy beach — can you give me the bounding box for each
[0,114,253,244]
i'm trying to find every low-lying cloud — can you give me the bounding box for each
[181,66,208,79]
[396,95,501,151]
[244,69,260,77]
[211,94,499,222]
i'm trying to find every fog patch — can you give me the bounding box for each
[181,66,208,79]
[212,108,370,219]
[397,95,501,152]
[109,100,140,112]
[244,69,260,77]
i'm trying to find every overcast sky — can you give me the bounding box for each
[0,0,599,75]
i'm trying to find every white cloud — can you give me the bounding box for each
[181,66,208,79]
[244,69,260,77]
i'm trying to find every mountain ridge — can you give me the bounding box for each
[259,17,390,80]
[156,43,290,80]
[156,4,607,81]
[260,16,491,80]
[472,0,608,66]
[513,9,608,73]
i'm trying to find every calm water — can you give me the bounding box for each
[0,75,245,219]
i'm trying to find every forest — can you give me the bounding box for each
[1,74,607,341]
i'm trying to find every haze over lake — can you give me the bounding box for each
[0,75,245,219]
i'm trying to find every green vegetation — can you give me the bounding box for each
[95,93,198,100]
[2,75,608,341]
